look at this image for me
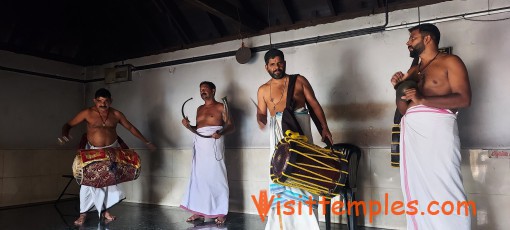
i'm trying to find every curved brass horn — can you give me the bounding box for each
[181,96,232,138]
[217,96,231,135]
[181,97,212,138]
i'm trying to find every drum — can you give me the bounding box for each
[72,147,141,188]
[270,132,349,198]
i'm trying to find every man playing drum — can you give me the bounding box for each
[180,81,235,225]
[60,88,156,225]
[256,49,333,230]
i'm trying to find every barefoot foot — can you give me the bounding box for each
[186,214,204,222]
[103,211,116,224]
[215,216,226,225]
[74,213,87,226]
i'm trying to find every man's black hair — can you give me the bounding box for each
[200,81,216,90]
[95,88,111,99]
[409,23,441,46]
[264,48,285,64]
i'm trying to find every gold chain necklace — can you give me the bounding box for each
[418,52,440,78]
[269,77,287,112]
[96,108,109,127]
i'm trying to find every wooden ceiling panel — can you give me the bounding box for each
[0,0,448,66]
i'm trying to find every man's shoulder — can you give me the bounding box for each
[438,54,466,71]
[293,74,310,86]
[110,107,121,113]
[83,107,95,114]
[291,74,306,81]
[258,81,270,91]
[440,53,463,63]
[215,101,224,107]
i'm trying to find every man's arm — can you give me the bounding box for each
[391,66,419,115]
[300,76,333,144]
[212,103,236,139]
[117,110,156,150]
[182,107,199,131]
[256,85,268,129]
[221,103,236,134]
[61,110,87,139]
[420,55,471,109]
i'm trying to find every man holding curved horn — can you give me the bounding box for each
[180,81,235,225]
[390,23,471,229]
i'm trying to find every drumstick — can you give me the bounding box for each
[250,98,263,113]
[57,136,71,145]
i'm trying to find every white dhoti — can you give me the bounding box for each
[400,105,471,229]
[180,126,229,218]
[79,140,126,216]
[265,108,320,230]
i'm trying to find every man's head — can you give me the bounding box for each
[264,49,286,79]
[199,81,216,100]
[93,88,112,111]
[407,23,441,58]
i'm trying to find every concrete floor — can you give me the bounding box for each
[0,199,389,230]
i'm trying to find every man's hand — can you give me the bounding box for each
[321,128,333,146]
[391,71,409,87]
[212,131,222,139]
[57,135,71,145]
[257,114,267,130]
[401,88,424,104]
[182,117,191,128]
[146,142,157,152]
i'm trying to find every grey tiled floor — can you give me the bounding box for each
[0,199,389,230]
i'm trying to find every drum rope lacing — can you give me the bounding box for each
[271,131,349,197]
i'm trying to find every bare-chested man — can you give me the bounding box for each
[256,48,333,230]
[60,88,156,226]
[390,23,472,229]
[180,81,234,225]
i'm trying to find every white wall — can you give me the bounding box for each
[0,50,85,206]
[1,0,510,229]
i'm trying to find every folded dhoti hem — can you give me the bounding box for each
[179,205,226,218]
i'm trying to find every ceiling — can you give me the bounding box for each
[0,0,446,66]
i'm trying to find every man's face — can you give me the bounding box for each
[199,84,215,100]
[265,56,286,79]
[94,97,111,111]
[407,30,426,58]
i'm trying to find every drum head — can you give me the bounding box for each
[271,143,291,178]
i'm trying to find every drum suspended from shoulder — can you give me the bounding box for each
[270,131,349,198]
[72,147,141,188]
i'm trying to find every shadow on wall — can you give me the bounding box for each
[144,73,177,206]
[325,48,389,149]
[458,60,487,148]
[458,60,495,228]
[222,66,247,212]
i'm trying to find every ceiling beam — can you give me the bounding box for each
[156,0,194,45]
[184,0,266,32]
[324,0,337,16]
[278,0,294,24]
[126,1,164,49]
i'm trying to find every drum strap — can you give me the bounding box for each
[282,74,331,146]
[391,57,418,167]
[281,74,304,135]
